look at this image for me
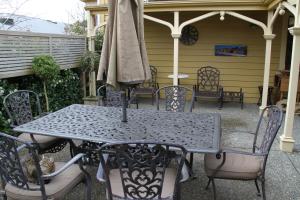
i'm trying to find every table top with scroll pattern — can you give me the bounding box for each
[14,104,221,153]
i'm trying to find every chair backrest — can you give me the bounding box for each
[3,90,42,126]
[253,106,283,156]
[197,66,220,92]
[156,86,194,112]
[99,142,187,200]
[139,65,158,88]
[97,85,125,107]
[0,132,46,197]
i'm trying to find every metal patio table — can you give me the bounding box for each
[13,104,221,154]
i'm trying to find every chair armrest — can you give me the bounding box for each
[17,144,27,152]
[221,148,267,157]
[42,153,87,180]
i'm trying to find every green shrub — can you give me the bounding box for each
[79,51,100,72]
[0,80,17,133]
[0,69,83,133]
[95,28,104,55]
[32,55,60,112]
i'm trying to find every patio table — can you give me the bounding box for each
[13,104,221,154]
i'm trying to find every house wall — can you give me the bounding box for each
[144,11,283,103]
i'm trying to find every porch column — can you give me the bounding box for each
[260,34,275,112]
[172,11,180,86]
[280,27,300,152]
[86,10,97,96]
[280,0,300,152]
[87,11,95,52]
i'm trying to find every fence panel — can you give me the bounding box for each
[0,30,86,79]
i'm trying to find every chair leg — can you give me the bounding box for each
[261,179,266,200]
[189,153,194,170]
[193,97,197,109]
[211,178,217,200]
[84,172,92,200]
[176,184,181,200]
[205,178,211,190]
[218,97,223,110]
[151,93,155,105]
[255,179,261,197]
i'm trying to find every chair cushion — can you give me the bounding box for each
[18,133,61,149]
[204,153,263,180]
[5,162,84,200]
[109,168,177,199]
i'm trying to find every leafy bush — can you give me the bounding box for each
[32,55,60,111]
[0,69,83,133]
[0,80,18,133]
[95,28,105,55]
[79,51,100,72]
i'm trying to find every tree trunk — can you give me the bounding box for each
[43,81,49,112]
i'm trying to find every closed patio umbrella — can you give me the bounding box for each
[97,0,151,87]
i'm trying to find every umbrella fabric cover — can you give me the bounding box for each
[97,0,151,87]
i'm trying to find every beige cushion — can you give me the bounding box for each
[109,168,177,199]
[5,162,84,200]
[204,153,263,180]
[18,133,61,149]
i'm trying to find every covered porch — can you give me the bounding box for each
[83,0,300,153]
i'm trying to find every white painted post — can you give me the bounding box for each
[86,10,97,97]
[172,12,180,86]
[260,11,275,113]
[278,14,289,71]
[261,35,275,110]
[280,33,300,152]
[280,1,300,152]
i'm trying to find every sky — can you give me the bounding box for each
[0,0,85,24]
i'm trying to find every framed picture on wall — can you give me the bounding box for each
[215,45,247,57]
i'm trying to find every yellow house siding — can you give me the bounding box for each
[144,12,282,103]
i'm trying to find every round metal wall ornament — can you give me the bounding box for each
[180,25,198,45]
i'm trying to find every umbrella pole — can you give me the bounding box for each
[121,91,128,122]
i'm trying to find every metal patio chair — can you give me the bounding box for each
[156,86,194,113]
[193,66,224,109]
[130,65,159,108]
[0,132,91,200]
[204,106,283,200]
[76,85,128,166]
[99,142,187,200]
[3,90,69,154]
[156,86,195,172]
[97,85,128,107]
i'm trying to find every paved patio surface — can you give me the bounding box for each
[36,100,300,199]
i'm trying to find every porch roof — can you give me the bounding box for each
[82,0,284,14]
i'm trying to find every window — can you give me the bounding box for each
[0,18,14,26]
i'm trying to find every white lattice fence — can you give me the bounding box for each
[0,30,86,79]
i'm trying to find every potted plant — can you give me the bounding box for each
[79,51,100,97]
[32,55,60,112]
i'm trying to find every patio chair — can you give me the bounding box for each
[0,131,91,200]
[99,142,187,200]
[129,65,159,108]
[193,66,224,109]
[3,90,69,154]
[76,85,128,166]
[204,106,283,200]
[97,85,127,107]
[156,86,195,112]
